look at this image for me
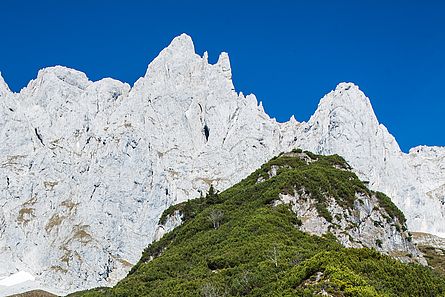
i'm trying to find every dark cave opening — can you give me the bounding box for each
[203,124,210,142]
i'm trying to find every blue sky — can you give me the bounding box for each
[0,0,444,152]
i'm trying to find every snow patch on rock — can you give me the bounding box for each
[0,271,35,287]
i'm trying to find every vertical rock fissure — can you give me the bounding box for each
[34,128,45,146]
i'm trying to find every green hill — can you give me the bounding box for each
[70,150,445,297]
[8,291,56,297]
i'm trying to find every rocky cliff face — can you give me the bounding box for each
[0,34,444,295]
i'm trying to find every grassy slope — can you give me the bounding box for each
[8,290,57,297]
[70,151,445,297]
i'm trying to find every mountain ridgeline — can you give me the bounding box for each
[69,151,445,297]
[1,34,445,295]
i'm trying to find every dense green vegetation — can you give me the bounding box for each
[374,192,406,225]
[10,291,56,297]
[70,151,445,297]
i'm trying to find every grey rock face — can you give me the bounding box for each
[276,192,422,264]
[413,232,445,250]
[0,34,444,294]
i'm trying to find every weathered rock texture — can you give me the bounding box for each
[0,34,444,295]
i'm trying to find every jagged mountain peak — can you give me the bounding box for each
[164,33,195,55]
[144,33,199,77]
[318,82,376,118]
[143,35,233,87]
[298,82,404,187]
[301,82,382,154]
[23,66,92,95]
[335,81,360,91]
[216,52,232,77]
[133,35,237,116]
[0,34,444,295]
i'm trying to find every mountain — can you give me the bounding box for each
[68,151,445,297]
[0,34,444,295]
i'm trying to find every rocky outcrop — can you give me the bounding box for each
[153,211,183,242]
[0,34,444,295]
[268,152,424,264]
[412,232,445,275]
[413,232,445,250]
[277,192,422,262]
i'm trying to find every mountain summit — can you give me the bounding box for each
[0,34,444,295]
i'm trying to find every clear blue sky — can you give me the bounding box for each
[1,0,444,152]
